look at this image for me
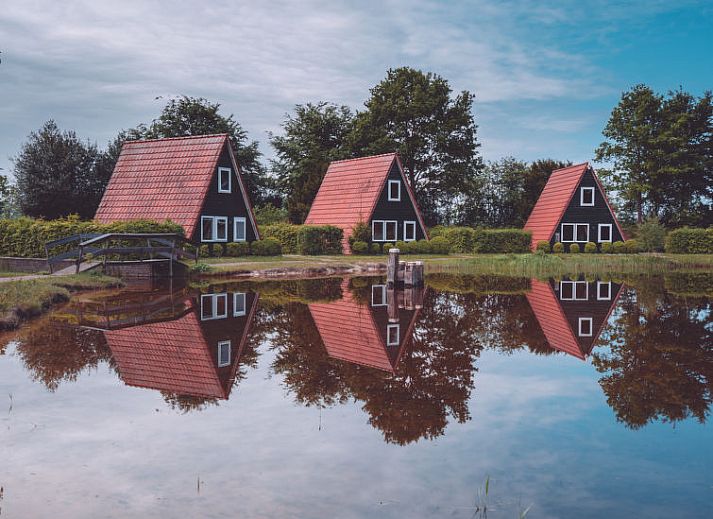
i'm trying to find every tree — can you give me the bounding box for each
[13,120,106,219]
[270,102,354,223]
[348,67,482,225]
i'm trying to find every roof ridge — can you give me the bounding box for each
[329,152,397,164]
[124,133,229,145]
[552,161,589,174]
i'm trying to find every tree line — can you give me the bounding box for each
[1,67,711,227]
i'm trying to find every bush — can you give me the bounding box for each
[601,242,614,254]
[432,226,476,253]
[410,240,432,254]
[553,242,564,253]
[253,204,288,225]
[351,241,368,254]
[637,218,666,252]
[225,242,250,257]
[569,243,580,253]
[369,242,381,254]
[665,227,713,254]
[251,238,282,256]
[383,242,394,252]
[429,236,450,254]
[260,224,343,255]
[584,242,597,253]
[624,239,640,254]
[395,240,410,253]
[349,221,371,248]
[613,241,626,254]
[260,223,300,253]
[536,240,551,253]
[198,244,211,258]
[473,229,531,253]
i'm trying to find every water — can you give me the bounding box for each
[1,273,711,518]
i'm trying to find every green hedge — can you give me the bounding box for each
[665,227,713,254]
[0,216,184,258]
[473,229,531,253]
[430,226,476,253]
[260,224,343,255]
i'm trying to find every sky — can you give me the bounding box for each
[1,0,712,179]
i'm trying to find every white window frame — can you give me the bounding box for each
[388,180,401,201]
[372,220,398,242]
[201,216,228,242]
[218,167,232,193]
[578,317,593,337]
[201,293,228,321]
[560,280,589,301]
[387,324,400,346]
[233,217,247,242]
[233,292,246,316]
[598,223,612,243]
[371,285,387,307]
[403,221,416,242]
[597,281,612,301]
[580,187,595,206]
[217,340,231,367]
[560,223,589,243]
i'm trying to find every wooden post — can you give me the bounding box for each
[76,245,83,274]
[413,261,424,287]
[387,287,398,323]
[387,248,400,286]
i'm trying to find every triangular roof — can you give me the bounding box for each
[304,153,428,250]
[95,134,258,239]
[523,162,625,248]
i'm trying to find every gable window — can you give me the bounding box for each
[217,340,231,367]
[597,281,612,301]
[233,292,246,316]
[598,224,612,243]
[372,285,387,306]
[560,280,588,301]
[561,223,589,242]
[372,220,398,242]
[387,324,400,346]
[234,217,247,242]
[388,180,401,201]
[578,317,593,337]
[201,216,228,242]
[580,187,594,206]
[218,167,232,193]
[201,293,228,321]
[403,221,416,242]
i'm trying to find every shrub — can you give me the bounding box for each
[601,242,614,254]
[349,221,371,248]
[665,227,713,254]
[552,242,564,253]
[569,243,580,253]
[260,224,343,255]
[198,244,211,258]
[369,242,381,254]
[473,229,531,253]
[383,242,394,252]
[260,223,300,253]
[225,242,250,257]
[612,241,626,254]
[637,217,666,252]
[253,204,288,225]
[395,240,410,253]
[410,240,432,254]
[434,226,477,253]
[351,241,368,254]
[535,240,550,253]
[251,238,282,256]
[429,236,450,254]
[584,242,597,253]
[624,239,640,254]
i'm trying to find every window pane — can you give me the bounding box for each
[389,181,400,200]
[234,293,246,315]
[404,222,415,241]
[387,324,399,345]
[385,222,397,241]
[600,225,611,241]
[216,219,227,240]
[218,342,231,366]
[579,318,592,336]
[598,282,611,299]
[562,225,574,242]
[561,282,573,299]
[234,218,246,241]
[576,225,589,242]
[372,221,384,241]
[372,285,385,306]
[581,188,594,205]
[216,294,227,317]
[219,168,231,192]
[575,282,587,300]
[201,296,213,319]
[202,218,213,241]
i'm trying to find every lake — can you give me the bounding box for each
[1,273,711,518]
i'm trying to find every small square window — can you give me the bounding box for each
[597,282,611,300]
[371,285,387,306]
[217,340,231,367]
[403,221,416,242]
[233,292,246,316]
[598,224,612,243]
[580,187,594,206]
[578,317,593,337]
[387,324,400,346]
[234,217,246,242]
[218,167,232,193]
[388,180,401,201]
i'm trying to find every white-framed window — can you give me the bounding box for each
[388,180,401,201]
[233,217,247,242]
[580,187,594,206]
[372,220,398,242]
[561,223,589,242]
[387,324,400,346]
[217,340,231,367]
[403,221,416,242]
[218,167,232,193]
[598,223,612,243]
[233,292,246,316]
[201,216,228,242]
[578,317,593,337]
[597,282,612,301]
[560,281,588,301]
[371,285,387,306]
[201,293,228,321]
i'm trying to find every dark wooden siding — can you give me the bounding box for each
[192,144,257,243]
[370,162,426,242]
[551,169,623,250]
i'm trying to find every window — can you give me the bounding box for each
[201,216,228,242]
[371,285,387,306]
[580,187,594,206]
[403,221,416,242]
[233,292,246,316]
[387,324,400,346]
[598,224,612,243]
[578,317,593,337]
[597,282,611,301]
[388,180,401,201]
[561,223,589,242]
[218,167,232,193]
[234,217,246,242]
[560,281,588,301]
[372,220,398,242]
[201,293,227,321]
[217,340,231,367]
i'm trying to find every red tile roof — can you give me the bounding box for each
[95,134,257,239]
[305,153,428,253]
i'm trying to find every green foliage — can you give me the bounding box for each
[225,242,251,257]
[429,236,450,254]
[613,241,626,254]
[198,244,211,258]
[624,239,640,254]
[665,227,713,253]
[552,242,564,253]
[253,204,288,225]
[351,241,368,254]
[383,242,394,251]
[190,262,213,274]
[394,240,410,253]
[410,240,432,254]
[260,223,300,253]
[636,217,667,252]
[569,243,580,253]
[601,242,614,254]
[348,221,371,250]
[369,242,382,254]
[259,223,343,255]
[251,238,282,256]
[473,229,531,253]
[536,240,551,253]
[584,242,597,253]
[431,226,476,253]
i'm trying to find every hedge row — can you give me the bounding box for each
[0,216,184,258]
[430,226,531,253]
[665,228,713,254]
[259,224,343,255]
[351,237,451,255]
[199,238,282,257]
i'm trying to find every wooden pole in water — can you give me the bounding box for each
[387,248,399,286]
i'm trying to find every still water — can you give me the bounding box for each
[1,273,711,518]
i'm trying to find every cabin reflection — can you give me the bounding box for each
[526,277,624,359]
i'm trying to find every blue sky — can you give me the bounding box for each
[1,0,712,179]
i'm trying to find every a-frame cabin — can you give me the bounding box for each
[305,153,429,253]
[524,163,625,251]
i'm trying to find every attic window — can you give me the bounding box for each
[217,340,231,367]
[387,324,400,346]
[372,285,387,306]
[218,167,232,193]
[580,187,594,206]
[388,180,401,201]
[578,317,593,337]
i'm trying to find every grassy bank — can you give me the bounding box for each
[0,273,122,330]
